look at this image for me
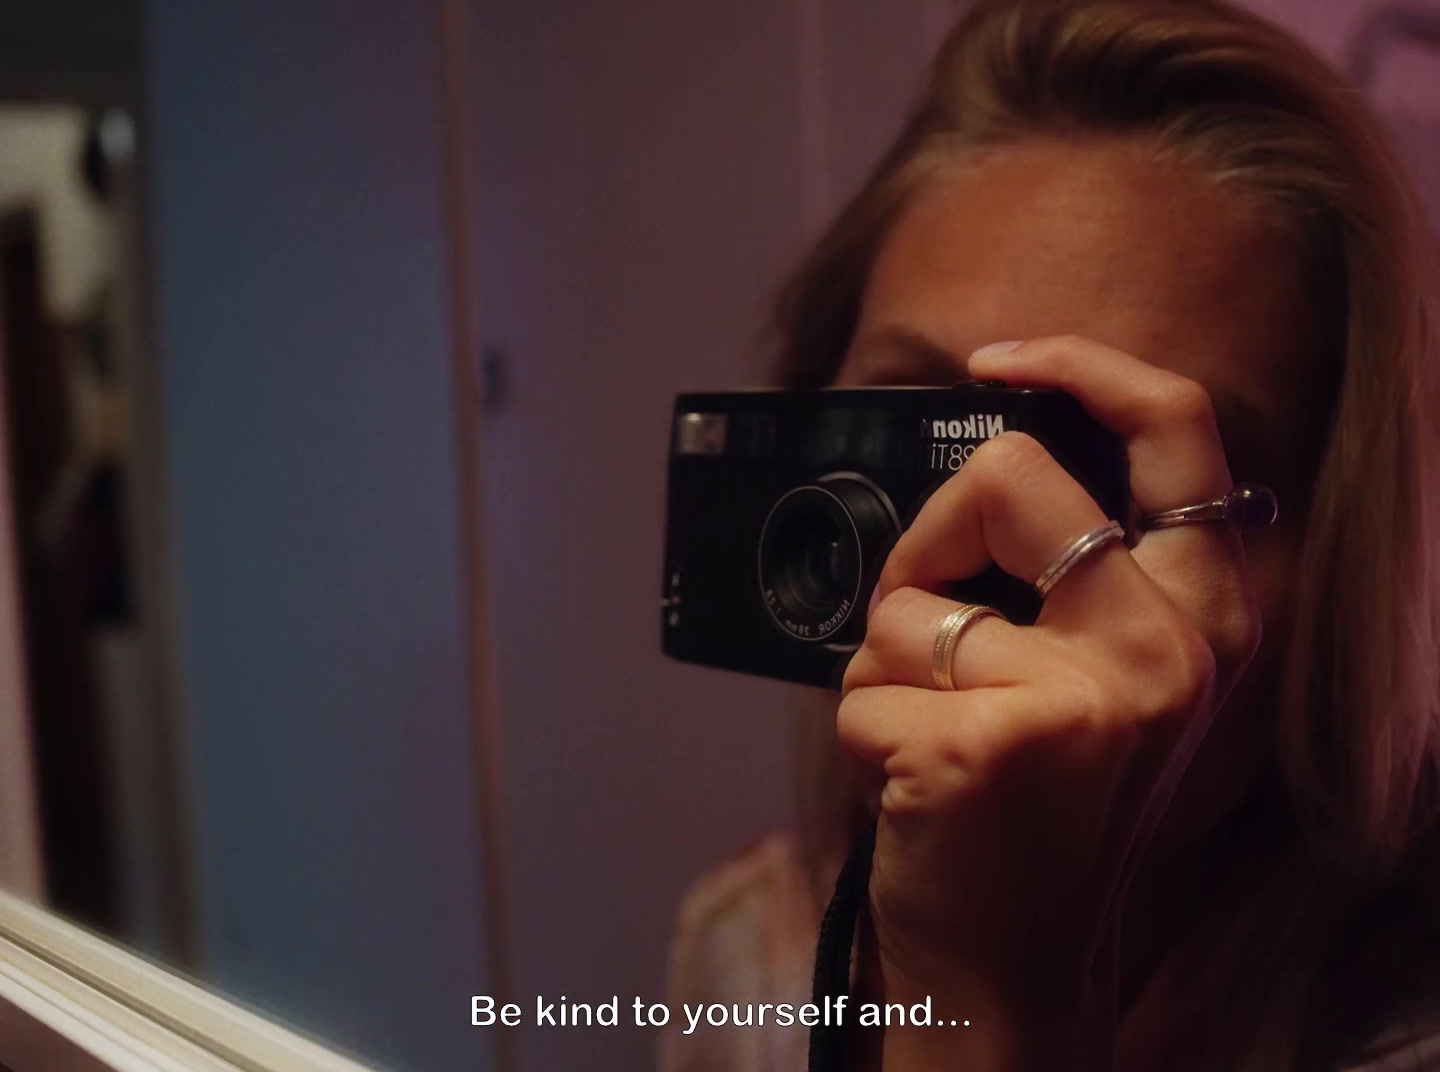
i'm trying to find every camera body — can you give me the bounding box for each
[661,384,1129,689]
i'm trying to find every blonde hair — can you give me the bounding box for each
[774,0,1440,1064]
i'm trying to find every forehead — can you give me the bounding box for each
[844,137,1316,429]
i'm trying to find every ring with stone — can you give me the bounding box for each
[1140,482,1278,531]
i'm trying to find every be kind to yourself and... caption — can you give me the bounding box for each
[470,996,971,1034]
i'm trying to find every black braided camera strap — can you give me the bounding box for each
[807,818,877,1072]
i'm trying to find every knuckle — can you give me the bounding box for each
[880,775,946,819]
[860,588,921,662]
[834,691,868,750]
[1128,615,1217,717]
[968,432,1051,499]
[930,725,980,777]
[1049,667,1118,742]
[839,650,871,696]
[1165,630,1216,712]
[865,587,919,641]
[977,430,1048,471]
[1154,377,1216,428]
[903,731,982,811]
[873,546,917,598]
[1063,666,1113,726]
[993,673,1137,772]
[1211,599,1263,666]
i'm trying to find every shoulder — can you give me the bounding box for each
[665,829,821,1002]
[1338,1001,1440,1071]
[658,830,823,1072]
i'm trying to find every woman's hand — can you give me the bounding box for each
[837,336,1262,1069]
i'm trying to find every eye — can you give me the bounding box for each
[855,362,959,388]
[842,327,966,387]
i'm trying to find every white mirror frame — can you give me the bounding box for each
[0,891,382,1072]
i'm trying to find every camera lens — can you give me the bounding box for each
[774,518,853,614]
[758,475,899,643]
[803,535,847,603]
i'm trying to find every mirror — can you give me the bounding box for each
[0,2,501,1070]
[0,0,192,972]
[0,95,190,958]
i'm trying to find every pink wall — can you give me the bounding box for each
[1243,0,1440,224]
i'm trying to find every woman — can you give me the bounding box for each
[661,0,1440,1069]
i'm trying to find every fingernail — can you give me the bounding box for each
[867,584,882,618]
[970,340,1025,360]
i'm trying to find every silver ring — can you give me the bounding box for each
[1140,482,1278,531]
[931,604,1005,691]
[1034,521,1125,598]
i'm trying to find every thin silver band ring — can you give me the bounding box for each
[1034,520,1125,598]
[931,604,1006,691]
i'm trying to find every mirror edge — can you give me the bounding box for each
[0,889,383,1072]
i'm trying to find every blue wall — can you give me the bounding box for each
[144,2,492,1068]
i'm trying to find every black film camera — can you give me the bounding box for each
[661,384,1129,689]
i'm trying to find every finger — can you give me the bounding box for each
[969,336,1233,512]
[837,683,1019,776]
[837,682,1198,860]
[843,586,1042,695]
[968,336,1259,665]
[839,681,1205,973]
[837,682,1137,795]
[872,431,1155,633]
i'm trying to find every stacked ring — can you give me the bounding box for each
[931,604,1007,691]
[1034,520,1125,598]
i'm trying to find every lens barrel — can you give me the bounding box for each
[758,475,899,643]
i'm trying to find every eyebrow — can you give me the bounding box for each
[855,328,1277,441]
[849,326,966,382]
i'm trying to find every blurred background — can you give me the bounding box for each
[0,1,1431,1071]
